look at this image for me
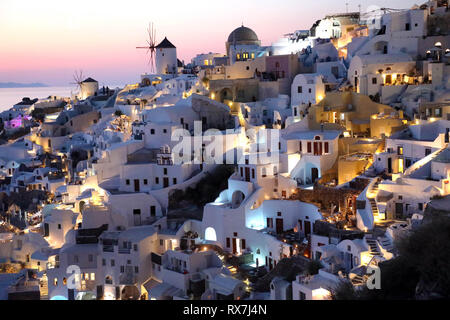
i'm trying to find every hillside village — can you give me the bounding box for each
[0,0,450,300]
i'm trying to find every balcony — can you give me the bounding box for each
[103,245,114,253]
[118,247,131,254]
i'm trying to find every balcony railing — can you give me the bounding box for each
[118,248,131,254]
[103,245,114,252]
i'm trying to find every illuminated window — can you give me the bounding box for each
[63,278,67,285]
[204,59,209,66]
[90,273,95,281]
[251,53,255,59]
[398,158,404,173]
[54,278,58,286]
[236,53,240,60]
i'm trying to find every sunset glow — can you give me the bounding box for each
[0,0,418,85]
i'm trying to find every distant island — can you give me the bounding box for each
[0,82,49,88]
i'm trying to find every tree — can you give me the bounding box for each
[330,280,361,300]
[306,259,322,276]
[332,216,450,300]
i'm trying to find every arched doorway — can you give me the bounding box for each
[231,190,245,209]
[205,227,217,241]
[122,285,140,300]
[142,78,151,87]
[220,88,232,103]
[79,201,85,214]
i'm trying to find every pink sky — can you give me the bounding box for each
[0,0,420,85]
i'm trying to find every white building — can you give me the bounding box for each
[156,37,178,75]
[80,78,99,100]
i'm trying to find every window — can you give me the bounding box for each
[90,273,95,281]
[173,178,177,184]
[143,179,148,185]
[155,177,159,184]
[397,146,403,155]
[372,77,377,84]
[308,88,312,93]
[418,203,423,211]
[163,168,168,175]
[251,169,255,179]
[63,278,67,285]
[88,254,93,262]
[102,259,106,266]
[160,239,163,246]
[163,129,167,133]
[150,129,155,135]
[399,195,403,200]
[425,148,431,156]
[347,245,351,251]
[53,278,58,286]
[299,141,302,152]
[74,255,79,263]
[58,224,61,230]
[134,244,138,251]
[111,259,115,267]
[297,86,302,93]
[307,142,312,153]
[120,266,125,273]
[226,237,230,248]
[126,179,130,185]
[324,142,329,154]
[150,206,156,216]
[277,212,282,216]
[134,266,139,273]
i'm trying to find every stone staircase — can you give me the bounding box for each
[366,238,382,258]
[371,179,380,193]
[404,144,448,177]
[40,279,48,300]
[378,236,394,252]
[351,274,366,286]
[369,198,379,217]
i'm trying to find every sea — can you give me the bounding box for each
[0,86,75,112]
[0,84,125,113]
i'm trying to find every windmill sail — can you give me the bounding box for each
[136,22,157,73]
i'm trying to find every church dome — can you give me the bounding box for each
[227,26,259,43]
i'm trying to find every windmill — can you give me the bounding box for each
[71,69,84,96]
[136,22,157,73]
